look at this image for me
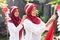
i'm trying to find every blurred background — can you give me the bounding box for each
[0,0,60,40]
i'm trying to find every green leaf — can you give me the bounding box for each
[47,0,60,5]
[48,1,58,5]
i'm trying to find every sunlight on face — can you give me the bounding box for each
[31,7,37,16]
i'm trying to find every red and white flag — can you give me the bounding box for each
[45,21,55,40]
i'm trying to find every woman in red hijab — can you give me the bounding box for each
[7,6,25,40]
[23,3,56,40]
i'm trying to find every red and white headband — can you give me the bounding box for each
[10,6,18,13]
[24,3,33,13]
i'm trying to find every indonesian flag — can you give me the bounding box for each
[45,21,55,40]
[44,5,60,40]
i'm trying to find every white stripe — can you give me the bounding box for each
[26,4,32,13]
[25,3,32,7]
[11,6,18,13]
[26,3,32,13]
[11,8,15,13]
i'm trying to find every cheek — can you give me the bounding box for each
[14,12,19,16]
[14,13,16,16]
[32,11,36,14]
[31,11,36,16]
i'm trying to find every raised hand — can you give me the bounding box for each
[50,14,56,21]
[20,15,27,24]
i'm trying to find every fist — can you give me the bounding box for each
[21,15,27,24]
[50,14,56,20]
[22,15,27,20]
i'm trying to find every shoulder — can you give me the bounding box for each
[7,22,13,25]
[24,19,31,23]
[23,19,33,25]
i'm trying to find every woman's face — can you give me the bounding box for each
[31,7,37,16]
[14,9,19,17]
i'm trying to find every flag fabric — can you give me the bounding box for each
[2,7,9,14]
[45,21,55,40]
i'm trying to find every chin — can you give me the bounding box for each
[33,15,36,16]
[15,16,19,17]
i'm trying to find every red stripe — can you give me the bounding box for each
[45,21,55,40]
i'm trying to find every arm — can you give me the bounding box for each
[20,15,27,24]
[46,14,56,27]
[16,24,23,32]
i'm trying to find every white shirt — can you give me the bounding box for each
[7,22,23,40]
[23,19,46,40]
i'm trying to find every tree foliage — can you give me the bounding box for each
[0,0,7,8]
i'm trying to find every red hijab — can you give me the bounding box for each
[9,6,24,40]
[24,3,40,24]
[9,6,21,27]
